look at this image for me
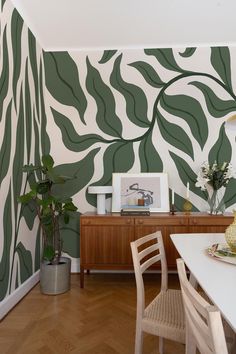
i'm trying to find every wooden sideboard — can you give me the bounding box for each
[80,212,233,287]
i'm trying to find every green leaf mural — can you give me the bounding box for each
[28,30,39,117]
[144,48,184,73]
[0,100,12,184]
[52,148,100,198]
[0,26,9,122]
[52,108,107,151]
[1,0,6,11]
[60,212,80,257]
[208,124,232,165]
[210,47,233,93]
[156,111,194,159]
[139,132,163,171]
[11,9,23,108]
[179,48,196,58]
[128,61,165,88]
[224,178,236,209]
[34,226,41,271]
[0,185,12,300]
[39,60,50,155]
[86,57,123,137]
[24,59,32,163]
[99,50,117,64]
[15,242,33,283]
[190,81,236,117]
[43,52,87,124]
[110,54,150,127]
[160,92,208,149]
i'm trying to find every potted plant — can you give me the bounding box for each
[18,154,78,295]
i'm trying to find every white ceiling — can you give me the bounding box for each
[11,0,236,52]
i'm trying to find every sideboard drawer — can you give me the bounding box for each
[81,216,134,226]
[135,216,188,226]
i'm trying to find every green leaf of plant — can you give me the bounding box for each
[52,147,100,198]
[98,50,117,64]
[144,48,184,73]
[0,101,12,185]
[0,26,9,122]
[43,245,54,262]
[52,107,107,151]
[86,57,123,137]
[139,132,163,171]
[42,155,54,169]
[160,92,208,149]
[190,81,236,117]
[15,242,33,282]
[11,9,23,108]
[156,111,194,159]
[208,124,232,165]
[0,185,12,300]
[128,61,165,88]
[179,48,196,58]
[39,60,51,155]
[210,47,233,92]
[43,52,87,124]
[224,178,236,209]
[170,151,206,200]
[110,54,150,127]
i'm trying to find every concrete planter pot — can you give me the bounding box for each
[40,256,71,295]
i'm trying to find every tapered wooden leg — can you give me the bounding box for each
[159,337,164,354]
[80,266,84,288]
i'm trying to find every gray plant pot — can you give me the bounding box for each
[40,256,71,295]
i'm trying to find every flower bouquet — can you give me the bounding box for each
[195,161,235,214]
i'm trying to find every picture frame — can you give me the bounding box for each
[112,173,169,212]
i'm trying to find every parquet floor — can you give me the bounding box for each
[0,273,185,354]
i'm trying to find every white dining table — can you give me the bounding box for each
[170,233,236,333]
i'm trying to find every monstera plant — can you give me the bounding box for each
[18,154,78,294]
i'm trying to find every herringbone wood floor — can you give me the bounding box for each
[0,273,185,354]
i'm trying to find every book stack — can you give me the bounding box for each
[120,206,150,216]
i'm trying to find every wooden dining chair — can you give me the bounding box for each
[176,258,228,354]
[130,231,185,354]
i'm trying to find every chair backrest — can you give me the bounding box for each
[177,259,228,354]
[130,231,168,318]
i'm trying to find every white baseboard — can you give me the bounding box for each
[0,271,40,320]
[71,257,80,273]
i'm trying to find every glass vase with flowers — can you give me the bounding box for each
[195,161,235,215]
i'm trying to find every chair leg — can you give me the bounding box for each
[134,326,143,354]
[159,337,164,354]
[185,326,196,354]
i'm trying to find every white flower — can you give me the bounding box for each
[195,172,209,190]
[225,163,236,179]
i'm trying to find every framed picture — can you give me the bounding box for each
[112,173,169,212]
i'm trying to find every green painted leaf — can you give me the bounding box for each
[33,107,42,181]
[28,30,39,117]
[24,60,32,163]
[160,92,208,149]
[139,132,163,171]
[144,48,184,73]
[210,47,233,92]
[128,61,165,88]
[208,124,232,165]
[16,242,33,282]
[99,50,117,64]
[224,178,236,209]
[110,54,150,127]
[190,81,236,117]
[11,9,23,108]
[156,111,194,159]
[179,48,196,58]
[1,0,6,10]
[21,202,37,231]
[52,107,107,151]
[34,226,41,271]
[60,212,80,257]
[0,101,12,185]
[170,151,206,200]
[0,26,9,122]
[0,185,12,300]
[13,87,25,215]
[43,52,87,124]
[52,147,100,198]
[39,60,50,155]
[86,58,123,137]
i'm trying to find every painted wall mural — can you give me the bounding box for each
[0,0,48,301]
[1,0,236,306]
